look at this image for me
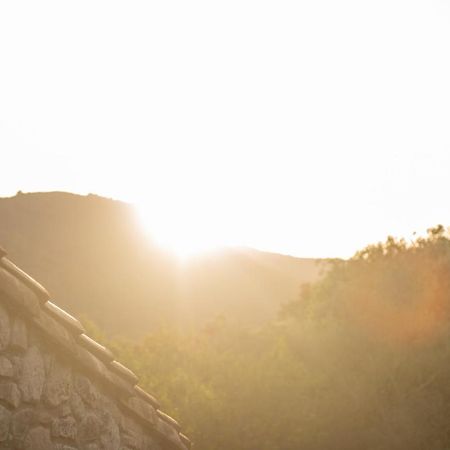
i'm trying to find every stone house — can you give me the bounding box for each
[0,246,191,449]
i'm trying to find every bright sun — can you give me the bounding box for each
[135,203,228,260]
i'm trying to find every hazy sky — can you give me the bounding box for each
[1,0,450,258]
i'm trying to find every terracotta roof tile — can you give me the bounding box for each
[134,384,161,409]
[110,360,139,385]
[0,265,41,316]
[1,257,50,302]
[77,333,115,363]
[158,410,181,432]
[180,433,192,449]
[45,300,86,335]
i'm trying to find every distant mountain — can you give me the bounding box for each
[0,192,324,335]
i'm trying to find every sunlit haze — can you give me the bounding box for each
[1,0,450,258]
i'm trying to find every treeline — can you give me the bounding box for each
[95,226,450,450]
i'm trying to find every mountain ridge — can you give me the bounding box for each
[0,191,323,335]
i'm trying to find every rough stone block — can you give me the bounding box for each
[119,414,147,449]
[70,391,86,421]
[52,416,77,440]
[74,375,99,408]
[121,429,141,449]
[143,435,164,450]
[58,402,72,417]
[12,408,35,442]
[0,382,21,408]
[23,426,52,450]
[97,395,122,425]
[10,317,28,352]
[35,408,52,425]
[0,303,10,351]
[18,346,45,403]
[78,413,102,443]
[11,356,22,378]
[0,356,13,378]
[0,404,11,441]
[83,444,100,450]
[44,357,73,407]
[99,412,120,450]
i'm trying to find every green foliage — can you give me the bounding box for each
[104,227,450,450]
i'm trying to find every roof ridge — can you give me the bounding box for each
[0,249,191,450]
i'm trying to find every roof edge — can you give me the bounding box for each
[0,251,189,449]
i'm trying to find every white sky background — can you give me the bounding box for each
[1,0,450,258]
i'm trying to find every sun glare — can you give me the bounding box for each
[135,203,228,261]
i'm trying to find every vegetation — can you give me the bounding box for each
[100,226,450,450]
[5,193,450,448]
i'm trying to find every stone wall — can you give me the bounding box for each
[0,249,190,450]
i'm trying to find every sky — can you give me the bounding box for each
[1,0,450,258]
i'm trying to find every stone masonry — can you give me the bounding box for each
[0,246,191,450]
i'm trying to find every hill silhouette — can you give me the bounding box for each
[0,191,322,335]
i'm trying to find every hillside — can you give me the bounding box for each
[0,191,323,335]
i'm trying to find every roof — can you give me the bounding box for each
[0,247,191,450]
